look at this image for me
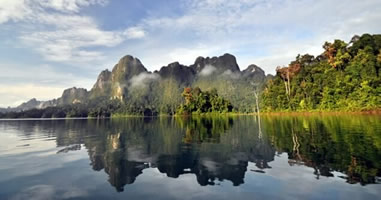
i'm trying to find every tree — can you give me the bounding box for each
[177,87,233,114]
[263,34,381,111]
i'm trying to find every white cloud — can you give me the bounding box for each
[20,14,127,62]
[21,13,144,62]
[0,0,31,23]
[0,0,107,23]
[199,65,216,76]
[0,0,145,63]
[129,72,160,88]
[124,27,146,39]
[222,70,240,79]
[38,0,108,13]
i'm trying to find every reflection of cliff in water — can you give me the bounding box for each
[88,133,148,192]
[15,114,379,192]
[81,117,275,191]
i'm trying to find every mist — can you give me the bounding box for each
[129,72,160,88]
[199,65,216,76]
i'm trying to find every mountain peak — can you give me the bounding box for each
[60,87,88,104]
[27,98,38,103]
[158,61,195,85]
[112,55,148,82]
[221,53,236,59]
[241,64,266,83]
[90,69,112,98]
[243,64,264,74]
[191,53,240,73]
[168,61,180,67]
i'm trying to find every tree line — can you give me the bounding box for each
[262,34,381,111]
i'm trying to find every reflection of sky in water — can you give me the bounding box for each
[0,116,380,200]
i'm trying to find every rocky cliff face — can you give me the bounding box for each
[10,98,44,112]
[91,55,148,100]
[157,62,196,85]
[111,55,147,82]
[91,69,112,98]
[2,53,268,113]
[191,53,241,74]
[17,98,41,110]
[112,56,148,100]
[241,64,266,83]
[58,87,88,105]
[8,87,89,112]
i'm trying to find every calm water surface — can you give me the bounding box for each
[0,115,380,200]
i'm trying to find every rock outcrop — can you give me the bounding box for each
[191,53,241,74]
[157,62,196,85]
[91,69,112,98]
[58,87,88,105]
[1,53,269,113]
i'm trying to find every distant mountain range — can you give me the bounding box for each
[1,53,270,113]
[2,34,380,115]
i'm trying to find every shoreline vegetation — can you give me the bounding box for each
[0,109,380,120]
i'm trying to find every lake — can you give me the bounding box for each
[0,115,380,200]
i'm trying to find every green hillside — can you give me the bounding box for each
[262,34,381,112]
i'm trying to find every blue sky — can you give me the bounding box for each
[0,0,381,107]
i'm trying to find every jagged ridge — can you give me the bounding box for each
[1,53,267,113]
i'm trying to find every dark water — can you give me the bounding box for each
[0,115,380,200]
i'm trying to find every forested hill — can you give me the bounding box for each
[262,34,381,111]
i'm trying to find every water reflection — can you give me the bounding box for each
[80,117,275,191]
[1,115,380,193]
[263,115,381,185]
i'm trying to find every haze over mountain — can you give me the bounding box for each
[0,53,267,114]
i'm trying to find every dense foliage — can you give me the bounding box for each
[262,34,381,111]
[192,74,265,113]
[177,87,233,115]
[0,98,122,118]
[0,87,235,118]
[110,77,184,116]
